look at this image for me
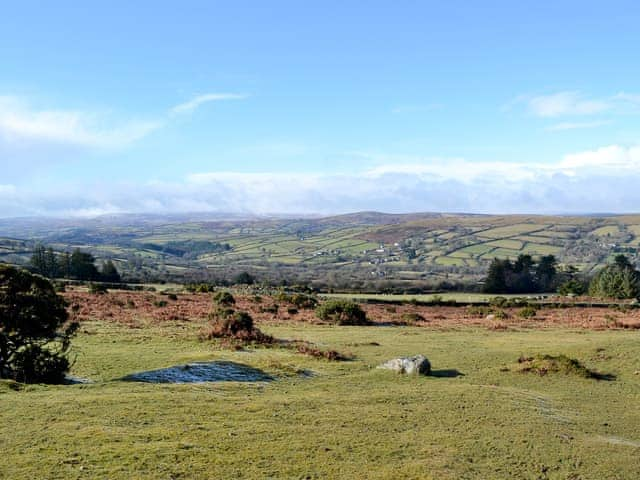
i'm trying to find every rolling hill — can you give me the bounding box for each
[0,212,638,288]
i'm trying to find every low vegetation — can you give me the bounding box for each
[315,299,369,325]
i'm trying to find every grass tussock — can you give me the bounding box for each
[515,354,606,379]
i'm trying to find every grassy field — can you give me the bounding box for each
[2,312,640,479]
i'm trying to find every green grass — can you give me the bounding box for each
[434,256,465,266]
[479,223,549,238]
[486,239,524,250]
[591,225,620,237]
[1,320,639,478]
[521,243,563,255]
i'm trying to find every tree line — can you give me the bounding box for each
[30,244,120,282]
[483,253,640,299]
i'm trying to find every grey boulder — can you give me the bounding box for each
[378,355,431,375]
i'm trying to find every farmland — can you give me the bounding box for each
[2,288,640,479]
[1,212,640,288]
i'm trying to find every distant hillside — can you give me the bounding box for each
[1,212,639,288]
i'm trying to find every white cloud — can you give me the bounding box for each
[0,92,247,151]
[528,91,610,117]
[613,92,640,104]
[171,93,247,114]
[546,120,612,131]
[5,144,640,217]
[0,96,161,148]
[558,144,640,170]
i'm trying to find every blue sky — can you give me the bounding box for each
[2,1,640,216]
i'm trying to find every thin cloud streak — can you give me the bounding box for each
[546,120,612,131]
[170,93,247,114]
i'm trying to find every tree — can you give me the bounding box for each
[30,244,59,278]
[0,265,78,383]
[234,271,255,285]
[483,258,508,293]
[100,260,121,283]
[589,255,640,299]
[535,255,557,292]
[30,243,46,274]
[69,249,99,280]
[483,255,558,294]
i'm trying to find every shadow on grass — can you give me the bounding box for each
[592,372,617,381]
[430,369,465,378]
[121,361,274,383]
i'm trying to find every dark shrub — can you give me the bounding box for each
[88,283,108,294]
[401,312,425,324]
[234,271,255,285]
[260,304,279,314]
[202,310,273,344]
[518,306,537,319]
[489,296,508,308]
[466,305,492,317]
[213,291,235,306]
[315,300,369,325]
[153,300,168,308]
[493,309,508,320]
[275,292,318,309]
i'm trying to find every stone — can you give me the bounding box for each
[378,355,431,375]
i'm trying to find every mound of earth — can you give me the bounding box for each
[515,354,606,379]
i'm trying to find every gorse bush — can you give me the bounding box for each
[202,309,273,344]
[466,305,493,317]
[315,300,368,325]
[0,265,78,383]
[401,312,425,324]
[518,306,538,319]
[276,292,318,309]
[212,291,236,306]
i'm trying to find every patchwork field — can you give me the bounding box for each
[2,290,640,479]
[2,212,640,285]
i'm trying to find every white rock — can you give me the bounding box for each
[378,355,431,375]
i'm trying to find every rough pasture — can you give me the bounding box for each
[63,289,640,330]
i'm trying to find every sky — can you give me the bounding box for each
[2,1,640,217]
